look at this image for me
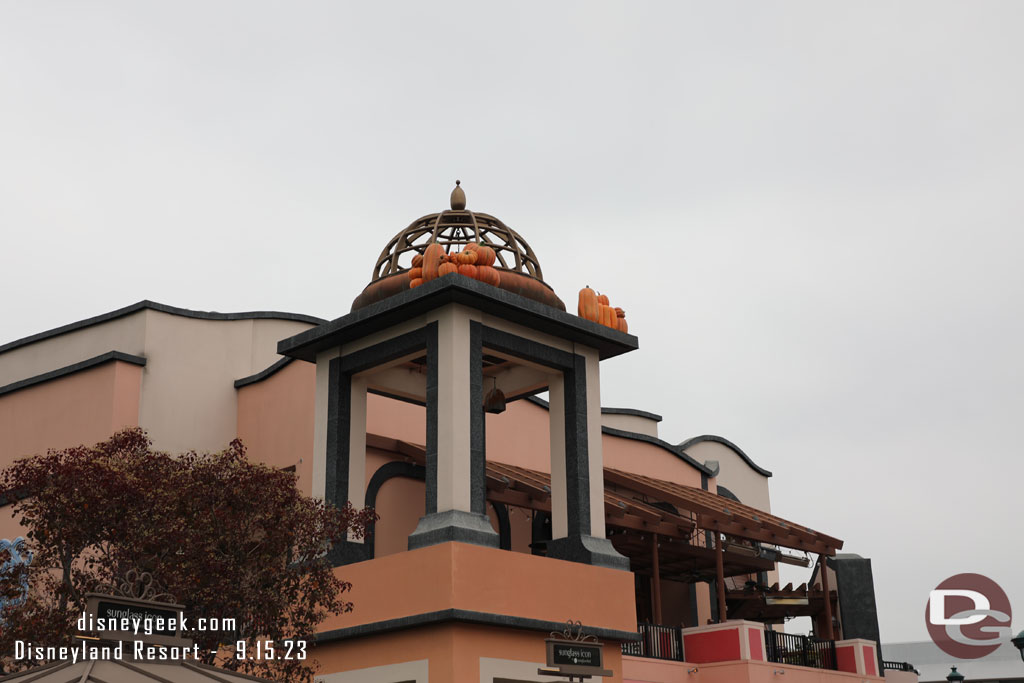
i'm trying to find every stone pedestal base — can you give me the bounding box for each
[546,535,630,570]
[407,509,500,550]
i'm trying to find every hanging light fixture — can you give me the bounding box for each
[484,377,506,414]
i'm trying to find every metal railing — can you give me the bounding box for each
[621,623,685,662]
[764,629,838,670]
[883,660,919,673]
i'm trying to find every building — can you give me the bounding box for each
[1,185,908,682]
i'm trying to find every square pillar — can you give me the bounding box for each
[408,307,498,549]
[835,638,879,677]
[681,620,767,664]
[548,375,569,539]
[544,349,628,570]
[325,361,371,564]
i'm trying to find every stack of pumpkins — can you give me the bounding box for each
[409,242,501,289]
[578,286,628,333]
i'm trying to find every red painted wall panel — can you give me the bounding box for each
[683,629,741,663]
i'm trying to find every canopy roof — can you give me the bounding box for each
[367,434,844,567]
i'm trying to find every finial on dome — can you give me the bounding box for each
[450,180,466,210]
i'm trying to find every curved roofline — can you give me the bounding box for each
[0,350,146,397]
[234,357,294,388]
[525,396,714,475]
[677,434,773,477]
[0,300,326,355]
[599,406,662,422]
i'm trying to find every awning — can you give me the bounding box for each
[365,434,843,557]
[604,468,843,555]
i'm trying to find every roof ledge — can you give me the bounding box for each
[677,435,772,477]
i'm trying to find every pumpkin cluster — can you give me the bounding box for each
[409,242,501,289]
[578,287,628,333]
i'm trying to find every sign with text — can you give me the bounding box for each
[544,639,612,677]
[83,593,192,648]
[95,601,180,636]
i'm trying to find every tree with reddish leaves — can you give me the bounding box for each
[0,428,376,682]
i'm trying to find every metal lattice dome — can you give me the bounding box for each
[351,182,565,311]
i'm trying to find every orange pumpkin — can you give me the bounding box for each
[578,287,599,322]
[456,250,478,265]
[410,277,424,289]
[475,265,500,287]
[422,243,445,281]
[458,264,478,279]
[438,262,458,277]
[475,244,496,267]
[617,317,628,333]
[409,267,423,280]
[597,293,610,306]
[411,254,424,268]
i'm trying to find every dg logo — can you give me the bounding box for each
[926,573,1012,659]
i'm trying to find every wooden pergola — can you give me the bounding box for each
[366,435,844,636]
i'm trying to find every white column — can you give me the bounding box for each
[582,347,606,538]
[548,374,568,539]
[435,307,472,513]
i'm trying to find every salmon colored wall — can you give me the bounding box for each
[236,361,315,495]
[0,361,141,467]
[368,392,706,490]
[0,361,142,542]
[695,582,712,626]
[0,503,27,543]
[603,434,704,489]
[373,474,425,557]
[321,542,636,635]
[484,399,553,471]
[315,622,625,683]
[366,393,426,444]
[623,656,883,683]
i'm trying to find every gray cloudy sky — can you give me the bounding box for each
[2,2,1022,644]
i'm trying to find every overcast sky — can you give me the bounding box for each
[2,2,1022,645]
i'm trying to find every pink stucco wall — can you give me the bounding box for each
[1,360,142,541]
[236,360,315,494]
[0,361,142,467]
[623,656,884,683]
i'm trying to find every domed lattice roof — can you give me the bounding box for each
[351,182,564,311]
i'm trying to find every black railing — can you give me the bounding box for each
[883,660,919,673]
[621,623,685,662]
[764,630,837,670]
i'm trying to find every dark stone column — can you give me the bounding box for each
[326,358,370,566]
[545,355,629,571]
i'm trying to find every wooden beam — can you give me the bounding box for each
[715,532,727,623]
[652,533,662,625]
[819,554,835,639]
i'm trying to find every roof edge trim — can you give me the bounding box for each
[678,434,773,477]
[525,396,710,475]
[0,350,147,398]
[0,300,326,355]
[598,406,663,422]
[314,608,641,644]
[234,357,294,388]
